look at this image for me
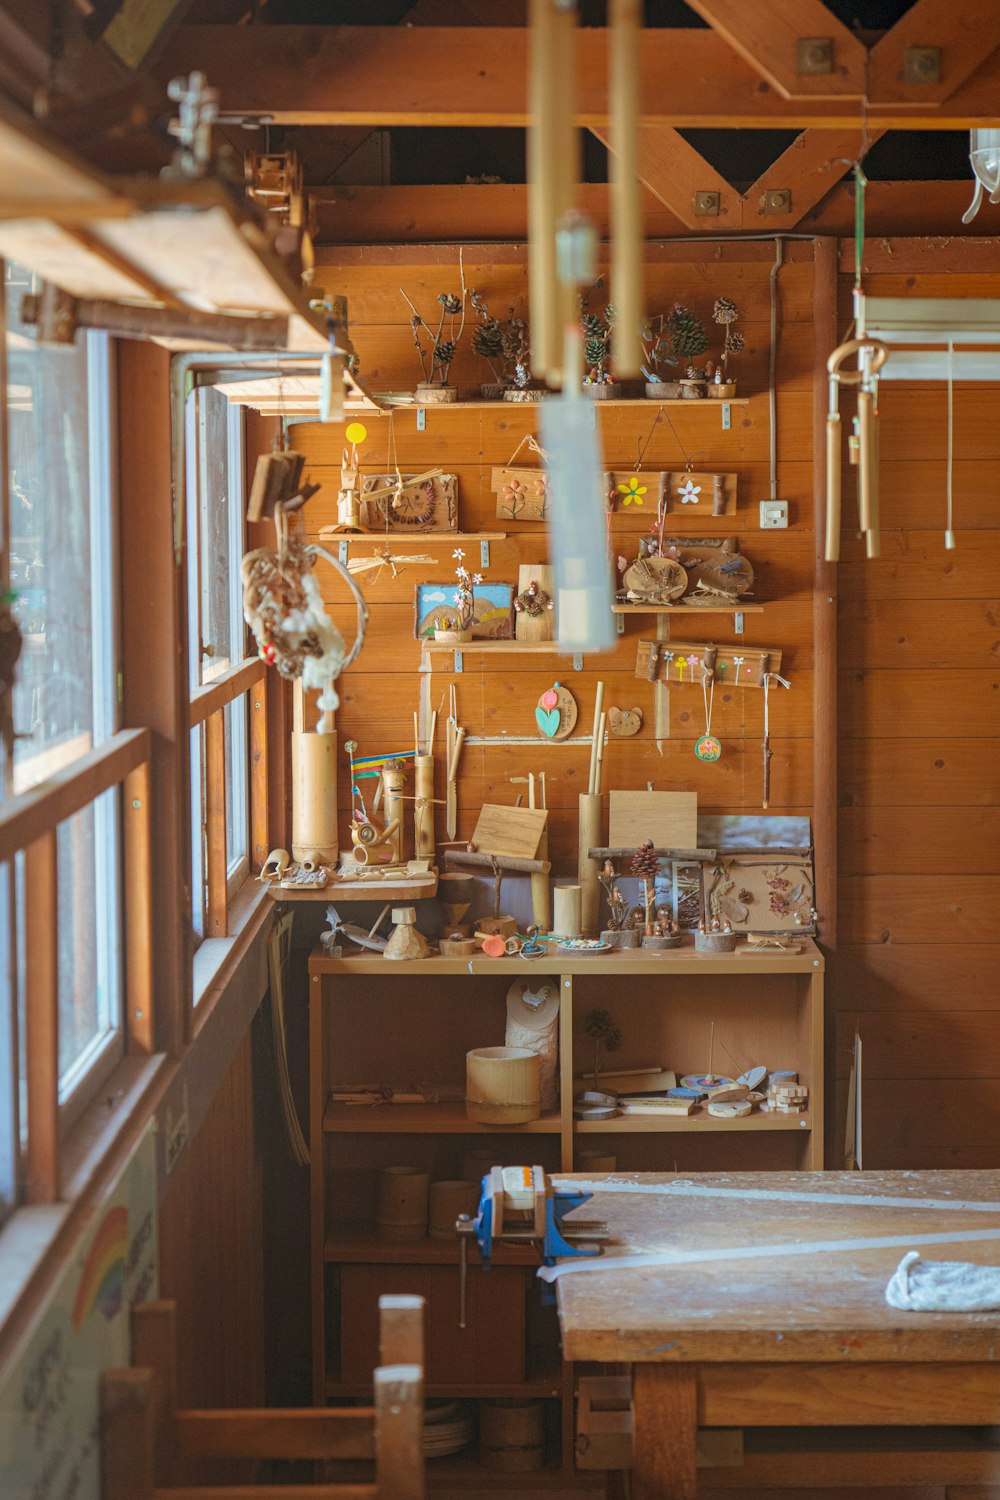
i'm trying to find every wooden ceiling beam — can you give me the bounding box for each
[683,0,867,99]
[155,26,1000,128]
[868,0,1000,107]
[743,128,884,231]
[590,126,740,231]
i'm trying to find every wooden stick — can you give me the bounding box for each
[428,709,437,753]
[589,680,605,794]
[444,850,551,875]
[595,710,607,794]
[413,710,419,759]
[446,726,465,841]
[609,0,643,377]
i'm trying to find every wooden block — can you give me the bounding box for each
[608,791,697,850]
[472,803,548,860]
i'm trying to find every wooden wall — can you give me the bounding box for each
[835,256,1000,1171]
[158,1026,266,1409]
[284,242,818,873]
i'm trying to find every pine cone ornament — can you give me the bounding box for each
[667,304,708,360]
[585,335,608,369]
[713,296,739,325]
[472,323,504,360]
[438,293,462,313]
[727,330,746,354]
[581,311,604,340]
[631,840,660,880]
[434,340,456,365]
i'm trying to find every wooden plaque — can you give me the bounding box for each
[360,472,457,531]
[472,803,549,860]
[608,791,698,850]
[634,639,782,687]
[663,471,737,515]
[492,466,548,521]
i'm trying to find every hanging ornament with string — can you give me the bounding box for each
[695,655,722,763]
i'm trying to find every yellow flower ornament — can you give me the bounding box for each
[618,475,647,506]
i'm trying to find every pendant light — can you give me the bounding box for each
[962,128,1000,224]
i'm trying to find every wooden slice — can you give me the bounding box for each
[535,681,578,741]
[622,554,687,603]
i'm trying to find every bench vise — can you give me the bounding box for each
[455,1166,604,1327]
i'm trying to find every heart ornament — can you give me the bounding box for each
[535,706,561,737]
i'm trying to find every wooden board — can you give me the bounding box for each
[491,465,548,521]
[472,802,548,860]
[606,471,738,516]
[359,472,457,531]
[635,640,782,687]
[608,790,698,849]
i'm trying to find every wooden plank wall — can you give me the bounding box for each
[158,1027,266,1409]
[274,243,816,873]
[835,258,1000,1171]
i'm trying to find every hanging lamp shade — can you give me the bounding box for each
[962,129,1000,224]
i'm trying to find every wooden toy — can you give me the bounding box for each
[383,906,431,962]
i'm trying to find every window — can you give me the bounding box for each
[3,263,124,1143]
[185,384,261,964]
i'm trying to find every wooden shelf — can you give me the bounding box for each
[323,1098,563,1134]
[422,1454,590,1491]
[384,397,751,411]
[324,1225,539,1265]
[576,1111,812,1134]
[310,938,823,977]
[267,871,438,903]
[316,531,506,547]
[420,639,588,657]
[325,1376,564,1400]
[613,603,764,615]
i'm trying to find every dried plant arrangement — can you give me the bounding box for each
[469,290,531,399]
[583,1008,622,1091]
[400,253,468,403]
[630,839,661,936]
[581,280,617,396]
[711,296,745,397]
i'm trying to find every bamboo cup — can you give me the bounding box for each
[466,1047,541,1125]
[553,884,583,939]
[291,731,338,861]
[413,753,435,858]
[577,794,602,936]
[376,1167,429,1242]
[479,1398,546,1472]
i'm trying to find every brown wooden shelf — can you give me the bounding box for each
[267,871,438,903]
[576,1111,812,1134]
[612,603,765,615]
[323,1098,563,1134]
[324,1224,538,1265]
[325,1376,564,1400]
[316,530,507,547]
[420,639,588,656]
[309,938,823,977]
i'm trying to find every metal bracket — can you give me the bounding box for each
[734,611,745,635]
[694,190,720,217]
[904,45,940,84]
[480,539,490,568]
[416,408,426,431]
[615,614,625,635]
[453,650,464,674]
[796,36,833,74]
[721,403,731,430]
[573,653,584,672]
[338,539,349,565]
[763,188,792,215]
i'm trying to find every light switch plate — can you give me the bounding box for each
[760,500,789,529]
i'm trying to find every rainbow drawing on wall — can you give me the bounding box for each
[71,1204,128,1329]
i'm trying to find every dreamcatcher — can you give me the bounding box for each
[242,501,368,729]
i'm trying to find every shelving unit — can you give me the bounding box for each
[308,942,823,1487]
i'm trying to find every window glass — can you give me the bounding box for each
[225,697,248,886]
[55,792,122,1101]
[5,264,115,794]
[0,862,16,1224]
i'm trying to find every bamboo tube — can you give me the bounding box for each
[381,762,406,863]
[553,884,582,938]
[466,1047,541,1125]
[857,386,874,536]
[376,1167,429,1242]
[825,410,842,562]
[413,754,435,858]
[595,711,607,792]
[577,794,602,936]
[609,0,643,376]
[529,771,551,931]
[550,2,579,387]
[588,680,605,795]
[292,730,339,861]
[528,0,559,381]
[866,404,881,559]
[446,726,464,841]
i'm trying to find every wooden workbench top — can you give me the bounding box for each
[551,1170,1000,1364]
[308,937,823,976]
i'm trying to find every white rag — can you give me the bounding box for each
[885,1250,1000,1312]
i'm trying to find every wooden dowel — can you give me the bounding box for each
[528,0,558,380]
[866,405,881,559]
[124,759,154,1055]
[589,679,605,794]
[444,850,551,875]
[25,829,58,1204]
[428,710,437,753]
[609,0,643,376]
[857,386,874,535]
[205,710,228,939]
[595,710,607,793]
[588,846,716,861]
[249,676,268,874]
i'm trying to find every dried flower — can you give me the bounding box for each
[438,292,462,313]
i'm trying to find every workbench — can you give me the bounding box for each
[552,1170,1000,1498]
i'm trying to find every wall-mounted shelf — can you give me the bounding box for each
[323,1100,562,1134]
[267,870,438,903]
[576,1112,812,1134]
[612,604,764,615]
[421,639,590,672]
[317,531,506,548]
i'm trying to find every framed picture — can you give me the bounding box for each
[360,473,457,531]
[414,583,514,640]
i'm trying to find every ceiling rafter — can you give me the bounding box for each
[682,0,867,100]
[590,125,740,230]
[867,0,1000,106]
[154,26,1000,129]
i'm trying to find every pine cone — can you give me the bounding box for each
[727,330,746,353]
[630,840,660,880]
[438,293,462,313]
[472,323,504,360]
[584,335,608,369]
[667,304,708,360]
[713,296,739,325]
[434,340,456,365]
[581,311,604,340]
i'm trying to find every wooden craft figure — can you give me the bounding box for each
[515,577,554,644]
[598,861,637,948]
[608,706,642,737]
[359,471,457,532]
[329,423,369,533]
[383,906,431,961]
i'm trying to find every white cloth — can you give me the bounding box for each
[885,1250,1000,1312]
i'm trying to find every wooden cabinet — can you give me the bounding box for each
[308,943,824,1486]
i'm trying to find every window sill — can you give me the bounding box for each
[192,877,273,1027]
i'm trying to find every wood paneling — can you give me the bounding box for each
[276,248,819,883]
[836,264,1000,1169]
[158,1030,265,1411]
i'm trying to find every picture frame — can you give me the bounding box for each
[360,473,457,531]
[413,582,515,640]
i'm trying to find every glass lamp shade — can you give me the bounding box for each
[963,128,1000,223]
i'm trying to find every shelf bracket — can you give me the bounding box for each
[572,653,583,672]
[338,539,349,566]
[453,650,464,674]
[416,408,426,431]
[480,539,490,568]
[616,614,625,636]
[721,403,731,430]
[734,611,745,635]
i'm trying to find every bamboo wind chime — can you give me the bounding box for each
[578,682,607,935]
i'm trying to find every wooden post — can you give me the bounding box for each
[813,237,838,1169]
[132,1301,178,1483]
[379,1294,425,1369]
[374,1364,425,1500]
[25,829,58,1204]
[609,0,643,376]
[100,1369,155,1500]
[204,707,228,939]
[292,681,339,863]
[577,794,602,935]
[632,1365,697,1500]
[413,754,435,858]
[124,759,154,1055]
[249,674,269,873]
[559,975,574,1172]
